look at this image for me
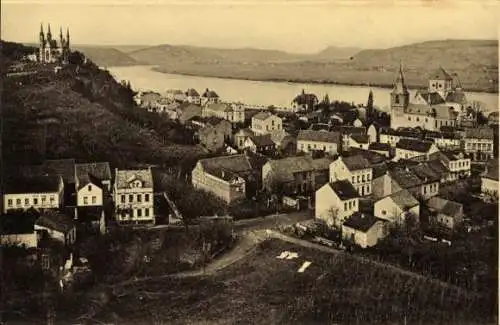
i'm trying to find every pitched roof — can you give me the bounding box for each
[199,154,253,180]
[369,143,391,151]
[248,134,275,147]
[342,155,371,171]
[430,67,453,81]
[267,156,315,176]
[426,159,449,176]
[427,197,463,216]
[4,175,61,194]
[396,139,434,153]
[270,129,290,144]
[297,130,340,143]
[329,180,359,200]
[75,162,111,183]
[387,189,419,210]
[388,168,423,189]
[252,111,273,121]
[205,103,231,112]
[346,148,388,165]
[310,123,330,131]
[465,127,494,140]
[408,164,441,183]
[35,210,75,233]
[115,169,154,189]
[236,128,254,137]
[415,90,445,105]
[350,134,369,144]
[445,89,467,104]
[75,173,103,190]
[343,212,383,232]
[331,126,366,135]
[186,88,200,97]
[311,157,335,171]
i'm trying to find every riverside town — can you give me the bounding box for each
[0,13,498,325]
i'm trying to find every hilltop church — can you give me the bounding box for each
[390,65,467,131]
[38,23,71,64]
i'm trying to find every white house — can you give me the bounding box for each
[3,175,64,213]
[297,130,341,155]
[481,159,498,199]
[186,88,201,105]
[315,180,359,228]
[114,168,155,226]
[251,112,282,135]
[429,151,471,182]
[329,155,373,197]
[342,212,388,248]
[394,138,439,161]
[374,189,420,226]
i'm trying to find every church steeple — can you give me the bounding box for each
[47,23,52,43]
[390,61,409,109]
[392,62,409,95]
[66,27,70,48]
[39,23,45,44]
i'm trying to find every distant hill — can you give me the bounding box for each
[73,46,140,67]
[128,44,309,65]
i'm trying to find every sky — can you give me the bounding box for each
[2,0,499,53]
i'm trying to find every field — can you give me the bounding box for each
[91,239,495,325]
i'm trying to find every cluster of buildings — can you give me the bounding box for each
[1,159,156,251]
[188,66,498,248]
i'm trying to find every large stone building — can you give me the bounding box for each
[390,65,466,131]
[38,23,71,64]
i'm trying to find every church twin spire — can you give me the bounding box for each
[392,60,409,95]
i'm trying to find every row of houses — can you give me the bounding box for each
[1,159,155,249]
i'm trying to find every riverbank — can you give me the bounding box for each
[151,65,499,94]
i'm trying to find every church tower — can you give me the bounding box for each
[39,23,45,62]
[390,63,409,113]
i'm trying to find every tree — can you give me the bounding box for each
[68,51,85,66]
[366,90,374,125]
[327,207,340,230]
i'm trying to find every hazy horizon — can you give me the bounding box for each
[2,0,498,54]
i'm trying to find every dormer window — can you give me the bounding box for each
[88,185,92,191]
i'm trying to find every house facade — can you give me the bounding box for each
[202,103,245,124]
[463,127,494,161]
[315,180,359,228]
[329,155,373,197]
[342,213,387,248]
[114,168,155,225]
[234,128,254,149]
[243,134,276,156]
[192,154,255,204]
[3,176,64,213]
[296,130,340,155]
[394,139,439,161]
[251,112,283,135]
[429,151,471,182]
[186,88,201,105]
[75,162,112,208]
[262,156,331,196]
[201,89,220,106]
[374,189,420,226]
[427,196,464,230]
[481,159,498,199]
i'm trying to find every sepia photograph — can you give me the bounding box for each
[0,0,498,324]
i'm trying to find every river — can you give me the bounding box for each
[108,65,498,114]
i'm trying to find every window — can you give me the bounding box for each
[344,202,348,211]
[382,210,387,215]
[88,185,92,192]
[34,198,38,205]
[408,116,411,121]
[416,117,420,122]
[425,118,428,122]
[129,194,134,203]
[395,96,400,104]
[25,198,29,205]
[84,196,88,205]
[362,175,365,182]
[121,195,125,203]
[423,186,427,194]
[137,209,142,217]
[357,175,360,183]
[145,194,150,202]
[349,201,352,209]
[16,199,21,206]
[50,196,55,203]
[145,209,150,217]
[42,254,50,270]
[92,196,96,204]
[367,174,371,181]
[7,199,12,207]
[352,176,355,183]
[137,194,142,202]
